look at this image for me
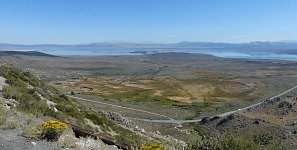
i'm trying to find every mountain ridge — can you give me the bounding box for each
[1,41,297,54]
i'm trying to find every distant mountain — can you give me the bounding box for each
[0,51,58,57]
[279,40,297,43]
[0,41,297,54]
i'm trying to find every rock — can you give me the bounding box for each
[3,104,10,110]
[278,101,292,109]
[31,142,37,146]
[227,114,235,120]
[141,128,145,133]
[210,116,220,121]
[4,99,18,108]
[98,111,128,124]
[216,114,235,126]
[254,120,260,124]
[46,100,58,112]
[200,117,210,124]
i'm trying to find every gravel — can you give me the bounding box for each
[0,128,59,150]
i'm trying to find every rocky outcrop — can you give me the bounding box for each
[98,111,129,124]
[3,99,19,110]
[278,101,293,109]
[199,117,210,124]
[216,114,235,126]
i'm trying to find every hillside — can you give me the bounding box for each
[0,64,152,149]
[196,95,297,149]
[1,52,297,149]
[0,51,58,57]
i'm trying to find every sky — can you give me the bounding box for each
[1,0,297,44]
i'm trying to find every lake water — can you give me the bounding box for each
[38,49,297,61]
[185,50,297,61]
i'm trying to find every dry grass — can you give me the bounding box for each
[56,73,257,106]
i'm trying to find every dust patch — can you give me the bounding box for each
[168,96,192,103]
[121,83,151,89]
[182,84,215,102]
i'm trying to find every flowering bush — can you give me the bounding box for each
[41,120,68,141]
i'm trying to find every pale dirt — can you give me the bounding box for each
[182,84,215,102]
[0,77,7,91]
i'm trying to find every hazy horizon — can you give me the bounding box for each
[1,40,297,46]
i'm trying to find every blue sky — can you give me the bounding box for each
[1,0,297,44]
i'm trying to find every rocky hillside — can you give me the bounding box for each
[0,64,151,149]
[197,96,297,149]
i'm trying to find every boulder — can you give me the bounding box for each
[199,117,210,124]
[99,111,128,124]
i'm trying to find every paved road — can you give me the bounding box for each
[68,95,174,120]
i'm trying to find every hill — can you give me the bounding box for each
[0,51,58,57]
[0,64,151,149]
[196,95,297,149]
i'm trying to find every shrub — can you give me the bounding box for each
[25,115,34,125]
[192,124,207,136]
[62,136,76,149]
[2,121,18,130]
[0,116,6,125]
[0,107,6,125]
[253,131,275,146]
[41,120,68,141]
[21,125,43,139]
[185,133,288,150]
[83,111,104,126]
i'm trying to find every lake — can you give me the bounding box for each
[38,49,297,61]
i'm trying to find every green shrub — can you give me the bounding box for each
[25,115,34,125]
[0,116,6,125]
[192,124,207,136]
[21,125,43,139]
[83,111,104,126]
[62,136,76,149]
[253,131,275,146]
[0,98,4,104]
[0,107,5,115]
[3,121,18,130]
